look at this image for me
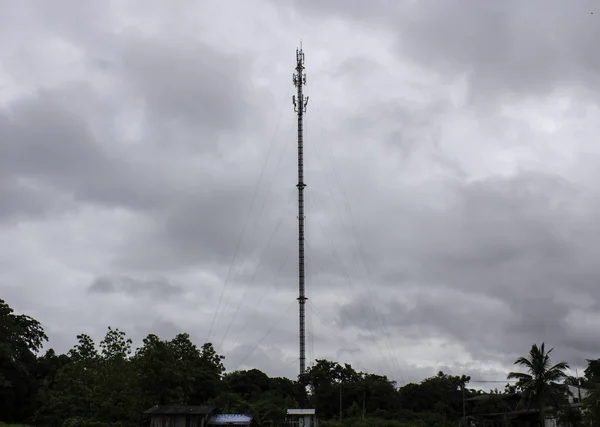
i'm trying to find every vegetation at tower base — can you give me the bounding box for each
[1,298,599,427]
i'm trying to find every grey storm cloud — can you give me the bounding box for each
[119,36,252,134]
[0,86,181,215]
[89,275,183,297]
[336,170,600,369]
[278,0,600,103]
[3,0,600,384]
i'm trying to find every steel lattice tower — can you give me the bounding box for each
[293,44,309,376]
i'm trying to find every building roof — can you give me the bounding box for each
[466,385,589,403]
[144,405,215,415]
[287,409,316,415]
[209,414,253,425]
[469,409,539,419]
[566,385,588,397]
[466,393,520,402]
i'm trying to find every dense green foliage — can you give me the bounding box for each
[1,298,599,427]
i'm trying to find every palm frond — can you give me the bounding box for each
[514,356,535,369]
[507,372,532,381]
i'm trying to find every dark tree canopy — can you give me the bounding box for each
[0,298,48,422]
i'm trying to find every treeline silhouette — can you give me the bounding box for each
[2,298,599,427]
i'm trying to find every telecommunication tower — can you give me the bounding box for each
[293,44,309,376]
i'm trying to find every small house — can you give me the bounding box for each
[144,405,215,427]
[563,385,588,405]
[286,408,317,427]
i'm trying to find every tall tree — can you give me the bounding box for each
[507,343,569,425]
[360,373,399,416]
[224,369,271,400]
[134,333,186,406]
[582,359,600,426]
[0,298,48,423]
[133,334,226,408]
[300,359,362,419]
[95,327,139,425]
[398,371,470,420]
[36,333,101,425]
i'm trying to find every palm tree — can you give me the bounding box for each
[507,343,570,426]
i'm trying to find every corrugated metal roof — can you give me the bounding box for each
[566,385,588,396]
[144,405,215,415]
[466,393,520,402]
[209,414,253,425]
[287,409,315,415]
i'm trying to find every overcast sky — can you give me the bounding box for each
[2,0,600,388]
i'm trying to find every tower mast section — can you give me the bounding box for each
[293,44,309,376]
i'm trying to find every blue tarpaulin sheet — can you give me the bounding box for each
[209,414,253,425]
